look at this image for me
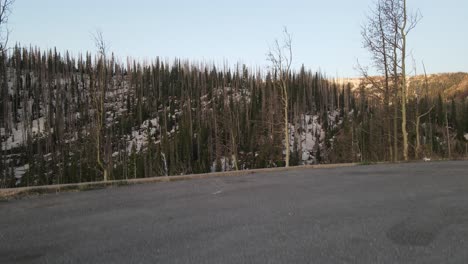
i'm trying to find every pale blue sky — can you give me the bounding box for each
[8,0,468,77]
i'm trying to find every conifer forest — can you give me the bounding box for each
[0,0,467,188]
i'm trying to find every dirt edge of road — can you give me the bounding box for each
[0,163,359,200]
[2,158,467,200]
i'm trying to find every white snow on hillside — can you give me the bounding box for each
[288,110,341,165]
[289,114,324,165]
[211,156,233,172]
[211,109,343,171]
[14,164,30,185]
[126,118,161,153]
[1,117,47,151]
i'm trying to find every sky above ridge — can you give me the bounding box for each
[8,0,468,77]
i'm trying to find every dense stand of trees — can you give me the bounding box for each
[0,46,466,188]
[0,46,343,187]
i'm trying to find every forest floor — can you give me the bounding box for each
[1,160,468,263]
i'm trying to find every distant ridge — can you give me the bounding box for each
[334,72,468,99]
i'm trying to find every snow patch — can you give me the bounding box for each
[211,156,235,172]
[1,118,47,151]
[126,118,161,153]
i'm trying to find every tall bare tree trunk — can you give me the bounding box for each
[283,85,290,167]
[415,113,421,158]
[93,30,108,181]
[401,0,409,161]
[393,48,399,162]
[231,133,239,171]
[267,27,292,168]
[445,107,451,158]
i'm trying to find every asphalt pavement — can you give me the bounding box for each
[1,161,468,263]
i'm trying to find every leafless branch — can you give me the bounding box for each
[0,0,14,51]
[92,29,108,59]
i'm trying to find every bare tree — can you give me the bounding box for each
[387,0,421,161]
[360,0,393,161]
[413,61,434,159]
[445,96,451,159]
[361,0,420,161]
[267,27,293,167]
[0,0,14,52]
[91,29,109,181]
